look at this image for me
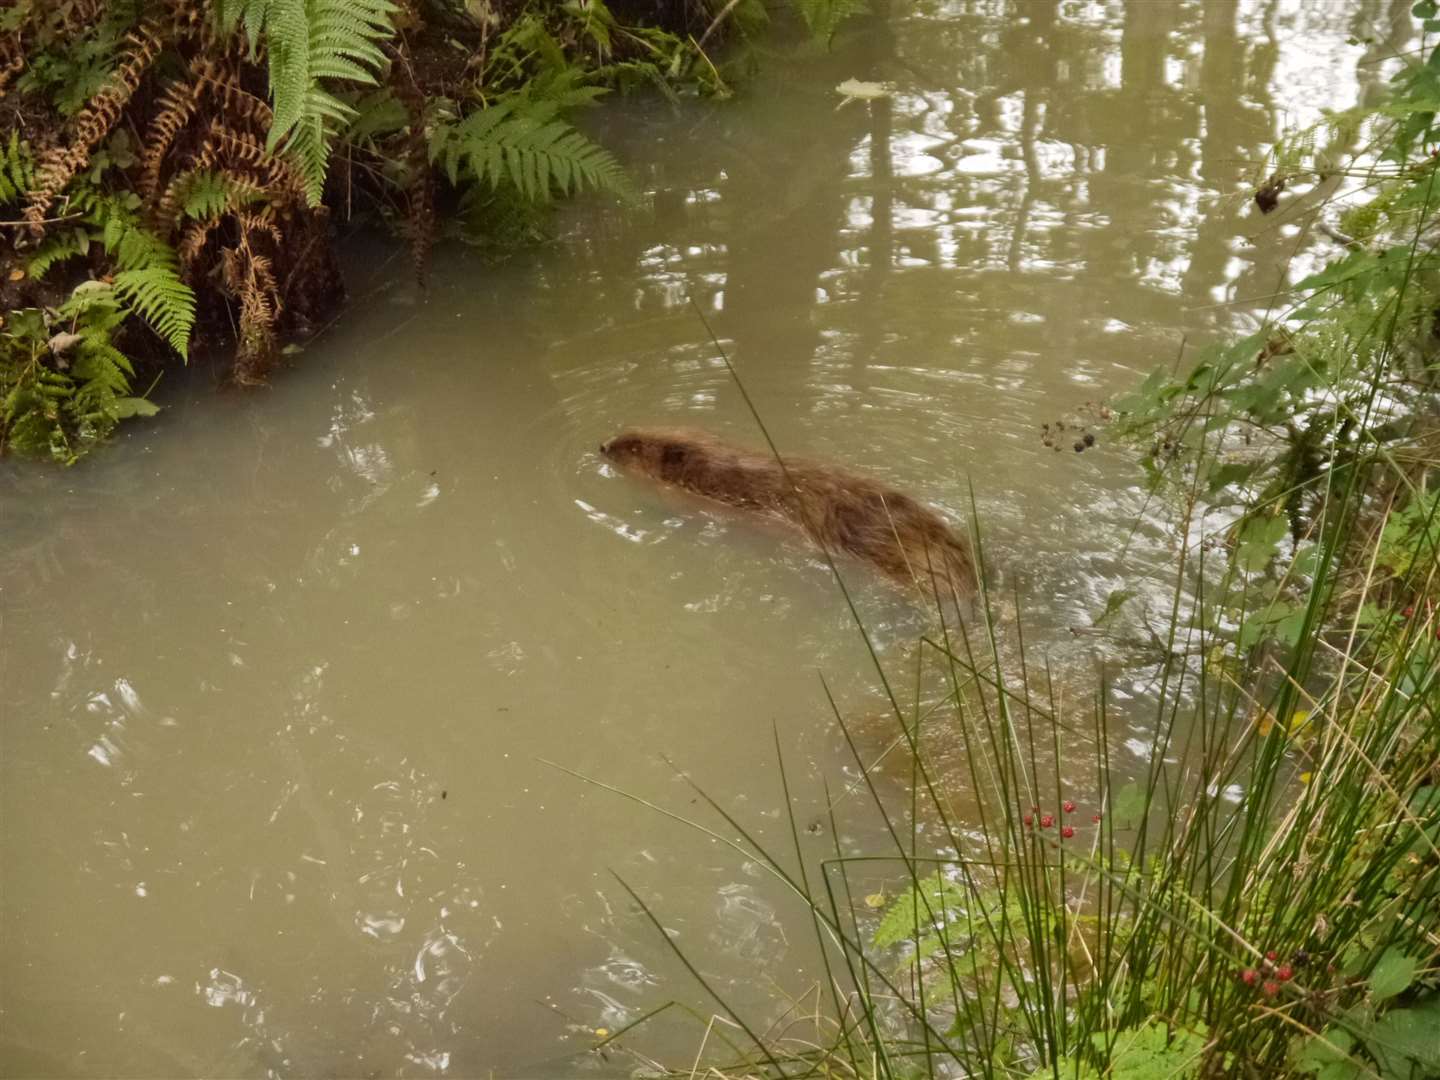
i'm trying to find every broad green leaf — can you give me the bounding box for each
[1111,782,1147,825]
[107,397,160,419]
[1296,1027,1361,1079]
[1369,947,1418,1001]
[1368,997,1440,1071]
[1235,511,1289,572]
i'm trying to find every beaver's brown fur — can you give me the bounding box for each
[601,427,976,600]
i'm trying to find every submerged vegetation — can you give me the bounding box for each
[578,12,1440,1080]
[0,0,869,462]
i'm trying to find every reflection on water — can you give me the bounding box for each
[0,2,1411,1075]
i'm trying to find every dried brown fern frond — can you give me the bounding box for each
[140,72,207,202]
[192,121,305,203]
[195,65,274,132]
[0,36,26,99]
[179,214,227,266]
[388,39,434,286]
[222,216,284,385]
[25,17,166,232]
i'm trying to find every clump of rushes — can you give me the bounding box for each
[558,14,1440,1072]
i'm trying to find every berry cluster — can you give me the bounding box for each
[1022,800,1090,839]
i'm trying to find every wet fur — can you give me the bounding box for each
[601,428,976,599]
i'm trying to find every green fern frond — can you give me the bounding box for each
[343,88,410,144]
[0,132,34,205]
[102,213,181,273]
[70,342,134,418]
[432,75,632,204]
[167,169,263,222]
[91,206,195,357]
[27,229,91,280]
[113,267,196,358]
[227,0,398,205]
[793,0,869,39]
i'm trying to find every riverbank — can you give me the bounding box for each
[0,0,859,462]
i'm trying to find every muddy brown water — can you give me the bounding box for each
[0,2,1411,1076]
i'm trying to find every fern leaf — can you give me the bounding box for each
[27,228,91,279]
[794,0,870,38]
[0,131,34,205]
[113,267,197,358]
[435,91,634,205]
[236,0,398,206]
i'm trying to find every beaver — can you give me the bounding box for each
[600,427,976,601]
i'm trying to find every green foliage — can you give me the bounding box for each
[1039,1022,1208,1080]
[430,69,635,204]
[11,0,144,115]
[99,200,196,358]
[1113,27,1440,654]
[111,268,195,358]
[0,132,34,204]
[27,228,92,280]
[217,0,399,204]
[794,0,871,41]
[167,169,263,222]
[2,284,159,464]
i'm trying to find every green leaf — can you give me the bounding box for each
[1090,1021,1207,1079]
[1368,997,1440,1073]
[1296,1027,1361,1079]
[1369,947,1418,1001]
[1235,510,1290,572]
[1093,588,1137,627]
[107,397,160,419]
[1110,782,1147,826]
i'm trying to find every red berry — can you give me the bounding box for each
[1240,969,1258,985]
[1403,606,1415,618]
[1092,813,1102,823]
[1040,814,1054,828]
[1277,965,1293,981]
[1262,981,1279,998]
[1063,800,1076,814]
[1265,950,1277,962]
[1061,825,1075,838]
[1023,814,1034,827]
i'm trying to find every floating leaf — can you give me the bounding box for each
[1093,588,1136,627]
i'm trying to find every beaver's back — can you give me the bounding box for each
[601,427,975,600]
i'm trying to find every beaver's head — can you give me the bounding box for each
[600,429,692,480]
